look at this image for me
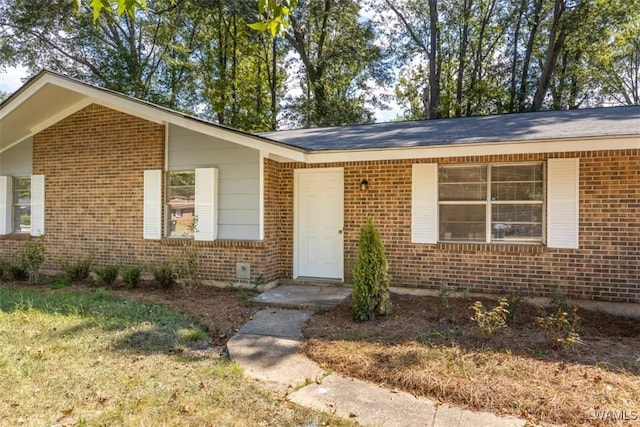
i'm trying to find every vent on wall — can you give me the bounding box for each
[236,262,251,281]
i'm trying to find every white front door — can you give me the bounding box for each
[294,168,344,280]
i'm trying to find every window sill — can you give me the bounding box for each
[0,233,33,241]
[437,241,545,253]
[160,238,265,249]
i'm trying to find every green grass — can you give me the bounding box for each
[0,285,349,426]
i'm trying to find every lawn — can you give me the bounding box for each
[0,284,348,427]
[302,293,640,427]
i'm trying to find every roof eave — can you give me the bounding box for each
[303,134,640,163]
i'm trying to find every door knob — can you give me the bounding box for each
[338,229,343,234]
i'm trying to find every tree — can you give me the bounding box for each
[0,0,285,131]
[283,0,387,127]
[352,219,391,321]
[381,0,442,119]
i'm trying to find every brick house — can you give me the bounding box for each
[1,71,639,311]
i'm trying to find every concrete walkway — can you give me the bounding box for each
[226,286,527,427]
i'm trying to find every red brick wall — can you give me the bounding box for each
[276,150,640,303]
[0,104,278,283]
[3,102,638,303]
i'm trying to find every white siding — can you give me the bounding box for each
[412,163,439,244]
[143,170,163,240]
[168,125,260,240]
[194,168,218,241]
[30,175,45,236]
[0,138,33,176]
[547,158,580,249]
[0,176,13,235]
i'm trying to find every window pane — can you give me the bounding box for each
[168,171,195,237]
[491,164,543,201]
[13,177,31,203]
[13,177,31,233]
[440,205,486,242]
[439,165,487,201]
[492,204,543,240]
[14,206,31,233]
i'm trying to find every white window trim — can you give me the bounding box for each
[0,176,13,235]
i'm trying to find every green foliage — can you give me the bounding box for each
[59,255,94,282]
[151,260,176,289]
[536,294,582,350]
[120,265,141,288]
[469,298,509,337]
[250,0,298,36]
[94,265,119,286]
[352,219,391,321]
[17,236,46,284]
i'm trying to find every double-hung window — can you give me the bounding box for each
[167,171,196,238]
[13,177,31,233]
[438,163,544,243]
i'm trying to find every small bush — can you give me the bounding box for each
[537,294,581,350]
[174,245,200,288]
[18,236,46,284]
[151,260,176,289]
[505,292,528,324]
[94,265,119,286]
[120,265,141,288]
[59,255,94,282]
[8,263,28,281]
[352,219,391,321]
[469,298,509,337]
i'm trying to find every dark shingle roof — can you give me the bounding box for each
[261,106,640,151]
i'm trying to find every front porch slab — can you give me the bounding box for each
[254,285,351,311]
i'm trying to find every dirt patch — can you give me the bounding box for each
[302,294,640,426]
[107,282,258,347]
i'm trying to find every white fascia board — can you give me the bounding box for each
[304,135,640,163]
[29,98,94,135]
[0,76,52,120]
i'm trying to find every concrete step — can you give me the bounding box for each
[253,285,351,312]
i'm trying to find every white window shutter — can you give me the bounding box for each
[143,170,163,240]
[0,176,13,235]
[194,168,218,241]
[547,158,579,249]
[30,175,45,236]
[412,163,438,244]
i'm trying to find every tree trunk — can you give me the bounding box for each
[518,0,543,112]
[532,0,569,111]
[427,0,440,119]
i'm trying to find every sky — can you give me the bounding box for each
[0,65,28,95]
[0,65,401,123]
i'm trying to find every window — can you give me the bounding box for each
[438,163,544,243]
[167,171,195,237]
[13,177,31,233]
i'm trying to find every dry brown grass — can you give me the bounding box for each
[303,294,640,426]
